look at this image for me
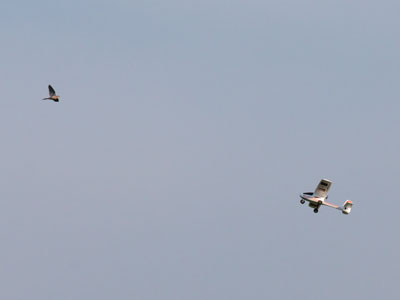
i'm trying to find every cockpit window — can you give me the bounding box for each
[320,182,328,186]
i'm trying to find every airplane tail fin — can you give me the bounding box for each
[342,200,353,214]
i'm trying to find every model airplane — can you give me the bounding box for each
[300,179,352,214]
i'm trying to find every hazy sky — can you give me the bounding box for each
[1,0,400,299]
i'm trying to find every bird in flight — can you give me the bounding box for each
[43,85,59,102]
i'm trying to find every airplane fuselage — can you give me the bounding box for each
[300,193,325,209]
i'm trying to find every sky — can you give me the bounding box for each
[1,0,400,299]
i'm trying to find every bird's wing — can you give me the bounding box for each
[48,85,56,96]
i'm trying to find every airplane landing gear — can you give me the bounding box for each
[300,199,305,204]
[314,208,319,213]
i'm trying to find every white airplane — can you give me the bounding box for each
[300,179,353,214]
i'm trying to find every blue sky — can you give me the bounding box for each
[1,0,400,299]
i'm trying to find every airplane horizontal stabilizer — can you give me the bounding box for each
[342,200,353,214]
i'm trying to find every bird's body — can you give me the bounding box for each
[43,85,59,102]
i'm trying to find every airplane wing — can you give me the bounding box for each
[314,179,332,198]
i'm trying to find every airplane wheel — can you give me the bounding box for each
[314,208,319,213]
[300,199,305,204]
